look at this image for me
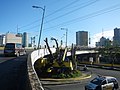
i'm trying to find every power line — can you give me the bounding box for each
[20,4,120,32]
[19,0,99,32]
[19,0,80,30]
[45,0,80,18]
[19,2,120,33]
[19,24,40,32]
[19,19,40,29]
[44,0,99,24]
[62,4,120,25]
[43,4,120,31]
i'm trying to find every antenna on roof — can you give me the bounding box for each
[17,25,19,34]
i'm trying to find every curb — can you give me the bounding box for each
[41,74,92,85]
[79,64,120,71]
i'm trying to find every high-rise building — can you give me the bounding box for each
[113,28,120,46]
[76,31,88,46]
[22,32,28,47]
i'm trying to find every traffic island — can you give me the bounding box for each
[40,73,91,85]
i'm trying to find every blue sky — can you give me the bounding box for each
[0,0,120,47]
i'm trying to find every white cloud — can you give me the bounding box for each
[90,30,114,47]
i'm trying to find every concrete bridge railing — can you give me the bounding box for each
[27,48,56,90]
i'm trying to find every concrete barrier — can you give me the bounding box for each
[27,48,56,90]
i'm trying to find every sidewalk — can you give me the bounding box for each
[79,63,120,71]
[40,73,92,85]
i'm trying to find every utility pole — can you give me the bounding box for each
[61,28,68,47]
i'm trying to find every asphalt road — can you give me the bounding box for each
[0,49,33,63]
[0,55,16,63]
[0,55,30,90]
[0,50,33,90]
[89,67,120,84]
[43,67,120,90]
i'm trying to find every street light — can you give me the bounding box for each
[61,28,68,47]
[32,5,45,49]
[60,34,65,46]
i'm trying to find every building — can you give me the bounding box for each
[0,34,5,46]
[31,36,36,47]
[22,32,28,47]
[113,28,120,46]
[5,33,22,44]
[96,37,112,47]
[76,31,88,47]
[16,33,22,37]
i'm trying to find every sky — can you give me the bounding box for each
[0,0,120,47]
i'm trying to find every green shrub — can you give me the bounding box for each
[51,70,82,79]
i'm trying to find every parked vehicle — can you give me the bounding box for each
[85,75,119,90]
[4,43,26,57]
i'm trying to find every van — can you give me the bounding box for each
[4,43,26,57]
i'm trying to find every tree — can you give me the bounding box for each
[98,45,120,65]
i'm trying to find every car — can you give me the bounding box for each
[4,43,26,57]
[85,75,119,90]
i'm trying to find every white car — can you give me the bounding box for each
[85,75,119,90]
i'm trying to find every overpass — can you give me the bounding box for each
[27,48,98,90]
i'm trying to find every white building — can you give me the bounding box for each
[5,33,22,44]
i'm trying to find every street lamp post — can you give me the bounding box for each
[60,34,65,46]
[32,5,45,49]
[61,28,68,47]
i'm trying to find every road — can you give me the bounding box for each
[0,55,16,63]
[89,67,120,83]
[43,67,120,90]
[0,50,33,90]
[0,50,16,63]
[0,49,33,63]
